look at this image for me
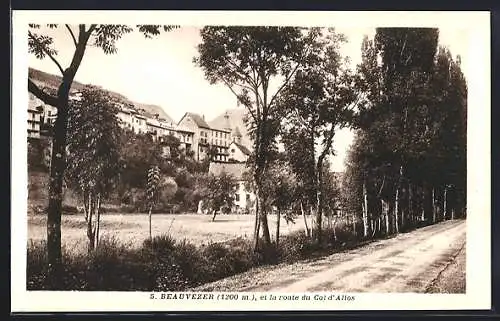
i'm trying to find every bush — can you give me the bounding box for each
[277,231,317,263]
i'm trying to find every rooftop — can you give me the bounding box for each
[232,141,252,156]
[183,112,211,129]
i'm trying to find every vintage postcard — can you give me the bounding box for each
[11,10,491,312]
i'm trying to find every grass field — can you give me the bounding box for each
[28,213,307,253]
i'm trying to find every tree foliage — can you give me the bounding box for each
[65,86,122,251]
[278,28,358,242]
[195,26,329,247]
[344,28,467,238]
[202,172,238,221]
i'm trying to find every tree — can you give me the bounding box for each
[203,172,238,221]
[348,28,466,237]
[146,165,161,240]
[194,26,325,249]
[279,29,358,243]
[261,160,298,246]
[65,86,122,252]
[28,24,177,277]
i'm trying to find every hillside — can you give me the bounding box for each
[28,67,174,123]
[209,108,253,150]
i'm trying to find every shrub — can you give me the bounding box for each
[277,231,316,263]
[171,239,205,285]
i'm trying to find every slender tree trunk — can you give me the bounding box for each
[408,182,413,228]
[83,192,89,222]
[382,200,389,235]
[362,181,369,238]
[432,187,436,223]
[253,200,260,249]
[95,193,101,249]
[276,208,281,247]
[258,194,271,245]
[394,188,400,234]
[87,192,94,253]
[315,165,324,244]
[443,186,448,220]
[332,216,337,241]
[47,98,69,281]
[451,208,455,220]
[309,206,315,237]
[384,201,391,235]
[301,202,310,237]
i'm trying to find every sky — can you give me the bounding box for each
[29,25,469,172]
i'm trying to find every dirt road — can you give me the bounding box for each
[193,219,466,293]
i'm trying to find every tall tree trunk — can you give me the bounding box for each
[258,191,271,245]
[443,185,448,220]
[382,200,389,235]
[301,202,310,237]
[332,216,337,241]
[315,167,324,244]
[309,206,315,237]
[253,200,260,249]
[47,98,69,281]
[95,193,101,249]
[432,187,436,223]
[394,188,400,234]
[276,208,281,247]
[362,181,369,238]
[253,168,270,247]
[86,192,94,253]
[408,182,413,228]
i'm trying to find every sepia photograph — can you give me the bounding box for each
[11,11,490,312]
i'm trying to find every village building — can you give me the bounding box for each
[177,112,231,162]
[28,94,44,139]
[208,161,256,214]
[228,127,251,162]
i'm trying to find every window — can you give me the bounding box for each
[231,149,235,153]
[246,194,250,201]
[235,194,240,201]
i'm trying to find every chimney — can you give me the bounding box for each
[202,114,205,120]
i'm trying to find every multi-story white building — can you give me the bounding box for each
[177,112,231,162]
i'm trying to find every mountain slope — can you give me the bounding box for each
[28,67,174,123]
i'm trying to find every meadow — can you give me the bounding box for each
[28,212,306,253]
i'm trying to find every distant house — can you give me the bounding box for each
[208,161,256,214]
[27,94,43,139]
[174,124,195,153]
[228,126,251,162]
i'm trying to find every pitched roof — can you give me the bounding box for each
[232,141,251,156]
[208,162,249,180]
[181,112,211,129]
